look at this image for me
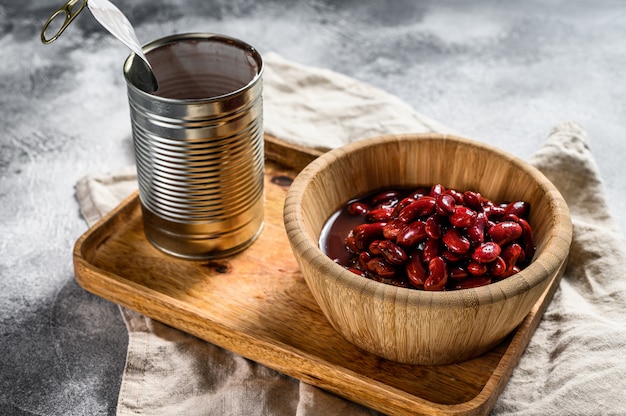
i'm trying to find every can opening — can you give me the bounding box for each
[140,34,262,100]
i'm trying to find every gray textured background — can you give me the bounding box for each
[2,1,625,414]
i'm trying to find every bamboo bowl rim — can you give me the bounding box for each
[284,133,572,308]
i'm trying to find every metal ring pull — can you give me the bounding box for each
[40,0,87,44]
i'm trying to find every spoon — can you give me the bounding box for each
[87,0,159,93]
[41,0,159,93]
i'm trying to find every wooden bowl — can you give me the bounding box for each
[283,133,572,365]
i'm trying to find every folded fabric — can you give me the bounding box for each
[262,52,456,150]
[75,53,626,415]
[493,123,626,416]
[76,165,138,228]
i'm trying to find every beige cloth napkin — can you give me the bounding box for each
[76,54,626,415]
[493,123,626,415]
[262,53,455,150]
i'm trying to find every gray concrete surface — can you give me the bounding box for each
[2,0,625,414]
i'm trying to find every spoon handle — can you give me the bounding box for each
[87,0,150,64]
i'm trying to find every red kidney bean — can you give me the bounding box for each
[517,217,536,264]
[345,236,358,254]
[366,256,397,279]
[449,265,469,280]
[467,211,487,245]
[372,190,401,206]
[424,256,448,291]
[410,188,430,199]
[398,196,436,223]
[377,240,409,265]
[463,190,483,211]
[329,183,535,291]
[435,193,456,216]
[425,214,444,239]
[396,220,427,247]
[517,250,527,267]
[352,222,386,251]
[501,243,523,276]
[489,256,507,277]
[358,251,373,270]
[488,221,523,246]
[472,242,501,263]
[502,213,520,223]
[423,238,441,263]
[348,201,370,216]
[406,252,427,289]
[467,261,488,276]
[369,240,382,256]
[429,184,446,197]
[484,203,505,220]
[367,206,394,222]
[449,206,477,228]
[504,200,530,218]
[382,219,405,241]
[392,196,415,217]
[442,250,465,262]
[442,228,471,254]
[466,226,484,245]
[509,265,521,276]
[445,189,464,204]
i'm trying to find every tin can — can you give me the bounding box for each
[123,33,264,259]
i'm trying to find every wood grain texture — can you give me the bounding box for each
[264,134,323,172]
[74,135,569,416]
[284,133,572,366]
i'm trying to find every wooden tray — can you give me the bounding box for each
[73,136,565,416]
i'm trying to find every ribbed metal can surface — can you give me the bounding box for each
[123,33,264,259]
